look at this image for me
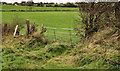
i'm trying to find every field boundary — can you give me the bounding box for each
[0,10,79,12]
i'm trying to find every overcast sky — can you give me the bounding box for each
[1,0,81,3]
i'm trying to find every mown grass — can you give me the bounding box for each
[1,5,79,10]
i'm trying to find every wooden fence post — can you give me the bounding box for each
[13,25,18,37]
[25,19,30,38]
[31,22,36,33]
[40,24,47,34]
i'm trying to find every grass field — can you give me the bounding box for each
[2,12,79,28]
[2,11,81,43]
[1,5,79,10]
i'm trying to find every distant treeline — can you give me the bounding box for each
[1,2,79,7]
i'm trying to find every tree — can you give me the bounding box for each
[76,2,120,38]
[27,1,34,6]
[21,1,26,4]
[44,2,48,4]
[13,2,18,5]
[37,3,40,6]
[65,2,75,7]
[54,3,58,7]
[21,1,26,6]
[40,2,44,7]
[2,2,7,5]
[37,2,44,7]
[49,2,54,4]
[14,2,18,4]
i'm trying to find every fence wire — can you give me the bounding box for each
[44,27,83,45]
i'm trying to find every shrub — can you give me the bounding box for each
[76,2,120,38]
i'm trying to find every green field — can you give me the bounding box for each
[1,5,79,10]
[2,5,81,43]
[2,11,81,43]
[2,12,79,28]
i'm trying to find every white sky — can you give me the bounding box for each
[0,0,81,3]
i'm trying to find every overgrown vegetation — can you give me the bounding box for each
[2,33,119,69]
[76,2,120,38]
[2,2,120,70]
[2,14,24,35]
[74,2,120,69]
[2,34,72,69]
